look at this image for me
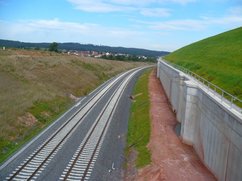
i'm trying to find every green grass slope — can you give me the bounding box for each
[165,27,242,103]
[0,48,147,163]
[127,69,151,168]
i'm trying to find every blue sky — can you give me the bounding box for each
[0,0,241,51]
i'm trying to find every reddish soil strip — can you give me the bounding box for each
[135,69,216,181]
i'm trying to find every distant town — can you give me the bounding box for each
[65,50,151,61]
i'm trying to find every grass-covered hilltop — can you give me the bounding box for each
[165,27,242,104]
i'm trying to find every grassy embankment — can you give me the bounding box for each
[126,69,151,168]
[0,48,146,163]
[165,27,242,106]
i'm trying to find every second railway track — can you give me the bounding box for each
[2,66,148,181]
[59,68,143,181]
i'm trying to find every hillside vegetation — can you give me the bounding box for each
[165,27,242,103]
[0,48,147,162]
[0,39,169,57]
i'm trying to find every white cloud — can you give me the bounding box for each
[149,19,205,30]
[0,19,145,47]
[140,8,171,17]
[24,19,93,32]
[200,15,242,26]
[228,6,242,16]
[67,0,194,14]
[168,0,196,4]
[67,0,130,13]
[110,0,196,5]
[136,12,242,31]
[110,0,153,6]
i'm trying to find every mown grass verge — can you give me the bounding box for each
[126,69,152,168]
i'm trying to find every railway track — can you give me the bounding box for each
[59,68,141,181]
[5,67,143,181]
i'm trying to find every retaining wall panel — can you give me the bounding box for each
[226,144,242,181]
[157,60,242,181]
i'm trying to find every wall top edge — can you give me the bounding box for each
[157,58,242,120]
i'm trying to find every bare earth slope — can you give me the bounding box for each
[135,70,215,180]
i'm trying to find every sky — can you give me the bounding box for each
[0,0,241,51]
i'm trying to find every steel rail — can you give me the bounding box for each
[6,68,139,181]
[60,67,145,181]
[81,71,133,181]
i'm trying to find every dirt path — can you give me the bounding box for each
[134,69,216,181]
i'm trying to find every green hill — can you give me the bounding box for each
[165,27,242,104]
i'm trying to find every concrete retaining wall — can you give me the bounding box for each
[157,59,242,181]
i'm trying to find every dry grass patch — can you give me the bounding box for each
[0,48,148,162]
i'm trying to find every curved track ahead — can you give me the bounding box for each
[0,67,148,181]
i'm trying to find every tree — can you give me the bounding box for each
[49,42,58,52]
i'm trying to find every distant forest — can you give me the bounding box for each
[0,39,169,57]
